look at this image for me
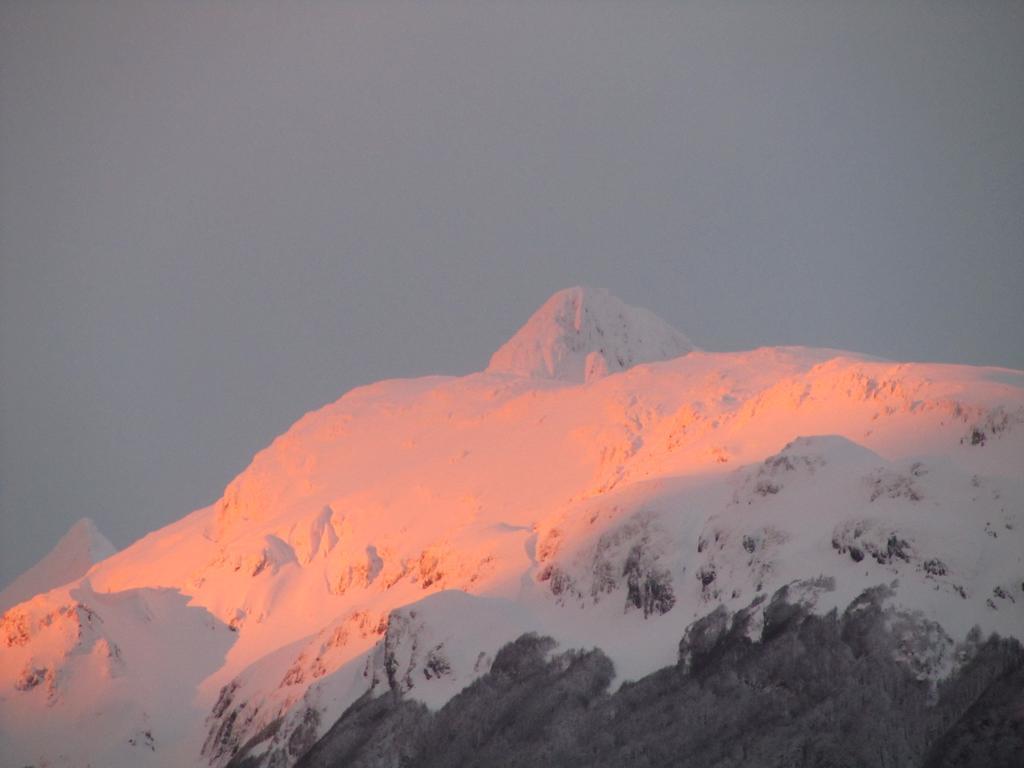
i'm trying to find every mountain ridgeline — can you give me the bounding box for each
[1,287,1022,768]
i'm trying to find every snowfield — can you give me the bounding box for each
[1,287,1022,767]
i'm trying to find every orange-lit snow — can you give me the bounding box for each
[0,518,115,613]
[1,287,1022,768]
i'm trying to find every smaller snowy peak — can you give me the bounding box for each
[0,517,116,613]
[486,286,697,383]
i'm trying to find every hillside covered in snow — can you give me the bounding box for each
[0,517,115,615]
[1,287,1022,767]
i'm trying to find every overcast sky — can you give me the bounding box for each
[1,1,1022,586]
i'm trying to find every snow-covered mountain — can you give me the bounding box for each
[487,285,697,382]
[1,287,1022,768]
[0,517,115,614]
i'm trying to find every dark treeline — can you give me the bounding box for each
[231,585,1023,768]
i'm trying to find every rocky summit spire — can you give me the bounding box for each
[486,286,697,383]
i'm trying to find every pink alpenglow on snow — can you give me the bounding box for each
[1,288,1022,768]
[0,517,116,614]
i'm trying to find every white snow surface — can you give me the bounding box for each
[0,517,116,613]
[487,285,697,382]
[2,288,1023,768]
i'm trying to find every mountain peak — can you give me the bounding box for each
[0,517,116,613]
[486,286,697,383]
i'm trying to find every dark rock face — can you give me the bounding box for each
[623,544,676,618]
[294,587,1023,768]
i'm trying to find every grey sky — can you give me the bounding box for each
[1,1,1022,586]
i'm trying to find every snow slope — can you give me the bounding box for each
[1,288,1022,768]
[0,517,116,614]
